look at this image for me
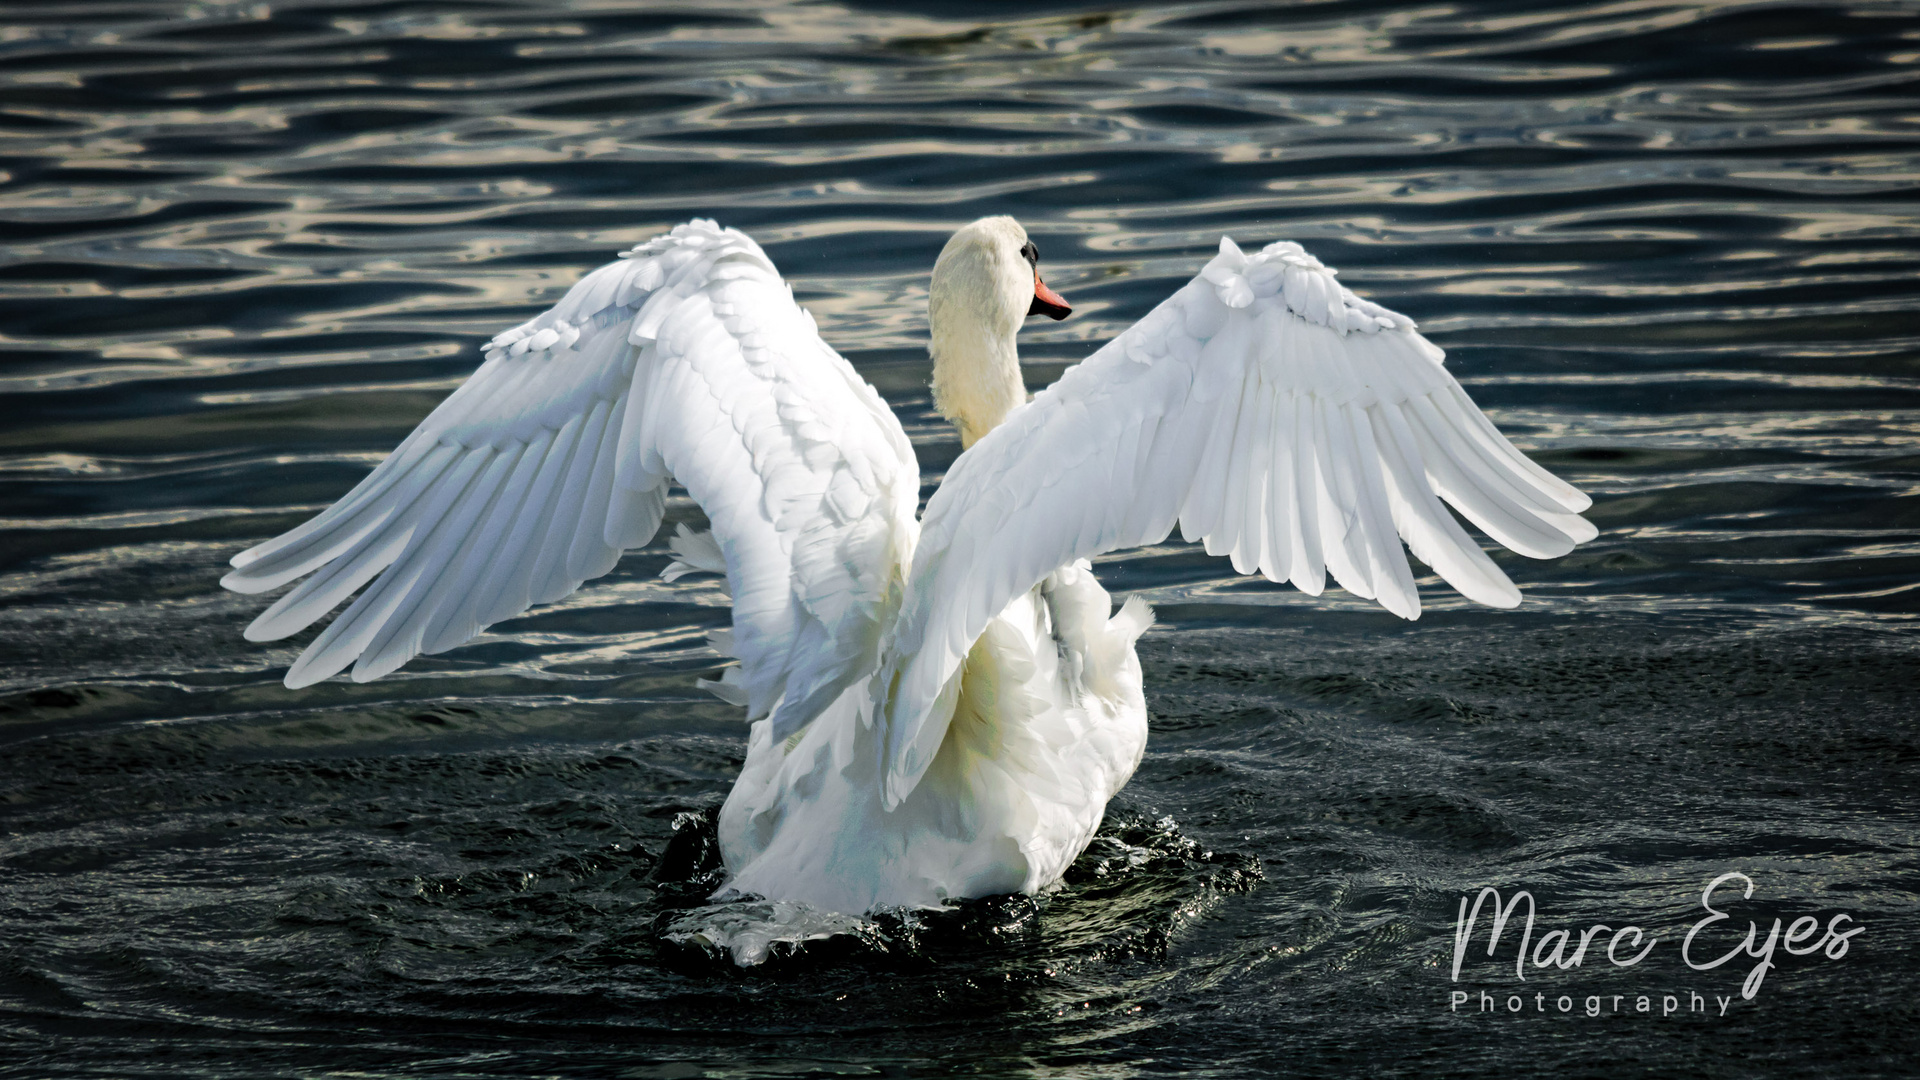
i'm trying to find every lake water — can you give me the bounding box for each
[2,1,1917,1076]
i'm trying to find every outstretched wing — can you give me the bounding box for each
[877,237,1594,804]
[224,220,919,740]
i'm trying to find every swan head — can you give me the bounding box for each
[928,216,1071,448]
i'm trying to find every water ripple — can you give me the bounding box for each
[2,1,1917,1076]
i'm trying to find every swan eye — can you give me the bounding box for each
[1020,241,1038,266]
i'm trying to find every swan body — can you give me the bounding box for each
[222,216,1595,918]
[723,562,1151,913]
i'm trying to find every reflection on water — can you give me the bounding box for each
[1,1,1917,1076]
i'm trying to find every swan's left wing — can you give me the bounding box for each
[876,237,1595,805]
[222,221,918,742]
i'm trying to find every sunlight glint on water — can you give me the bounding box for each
[0,2,1916,1076]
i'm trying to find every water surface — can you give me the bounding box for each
[2,1,1917,1076]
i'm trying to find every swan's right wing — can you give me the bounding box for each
[876,237,1594,804]
[223,221,919,740]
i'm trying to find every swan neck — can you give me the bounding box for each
[929,313,1023,450]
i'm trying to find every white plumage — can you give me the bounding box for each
[224,222,919,746]
[224,216,1593,925]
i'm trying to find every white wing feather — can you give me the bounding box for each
[224,221,918,740]
[877,237,1594,805]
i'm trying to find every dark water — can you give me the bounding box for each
[3,0,1918,1075]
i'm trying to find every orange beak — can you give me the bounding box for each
[1028,273,1071,320]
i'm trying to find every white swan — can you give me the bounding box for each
[222,217,1595,917]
